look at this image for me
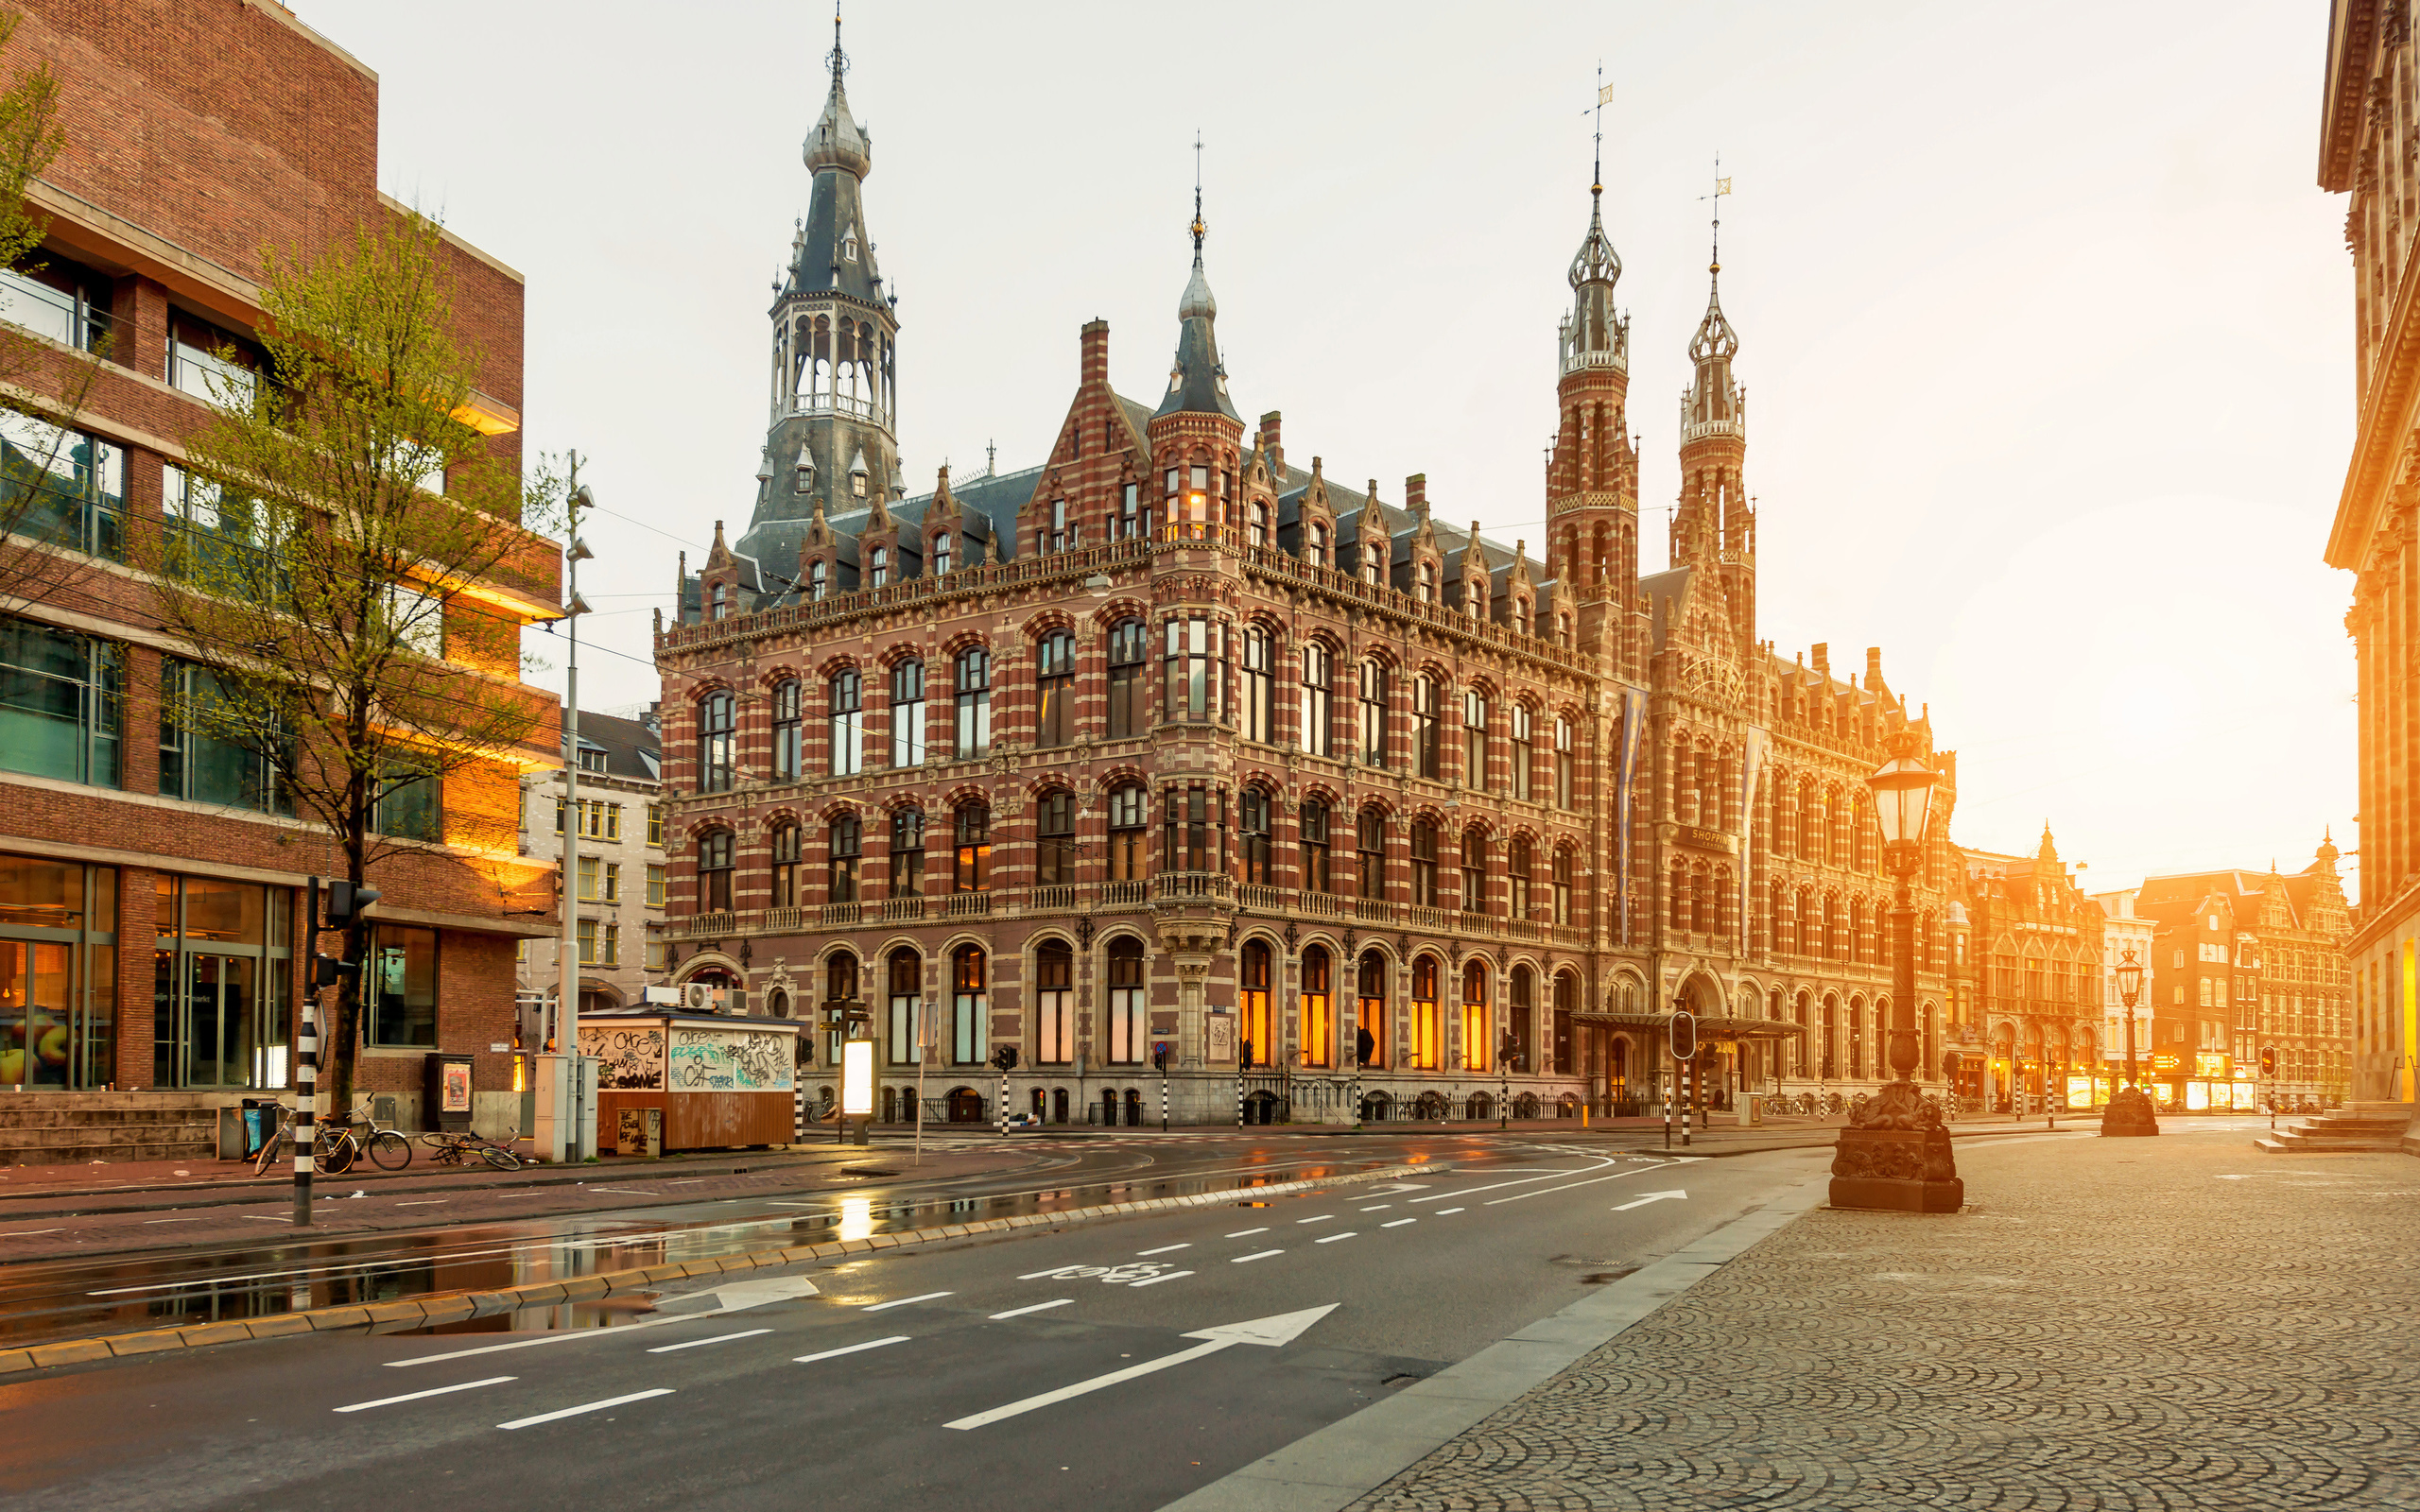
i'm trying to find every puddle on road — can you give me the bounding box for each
[0,1154,1391,1348]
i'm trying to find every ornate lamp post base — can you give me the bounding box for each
[2099,1085,2160,1137]
[1829,1082,1963,1212]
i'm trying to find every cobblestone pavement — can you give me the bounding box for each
[1349,1131,2420,1511]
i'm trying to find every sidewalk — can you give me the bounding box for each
[1197,1128,2420,1511]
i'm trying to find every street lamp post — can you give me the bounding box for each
[2101,947,2158,1136]
[1828,730,1963,1213]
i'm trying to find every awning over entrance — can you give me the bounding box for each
[1571,1012,1804,1040]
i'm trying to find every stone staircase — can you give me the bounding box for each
[2255,1102,2414,1155]
[0,1091,222,1165]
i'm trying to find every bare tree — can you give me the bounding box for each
[142,209,563,1113]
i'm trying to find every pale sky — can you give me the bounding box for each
[325,0,2358,902]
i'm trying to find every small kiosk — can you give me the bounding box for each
[578,1006,799,1154]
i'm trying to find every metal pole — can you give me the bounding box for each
[997,1069,1007,1139]
[294,877,319,1228]
[1161,1060,1169,1132]
[1663,1071,1671,1150]
[558,457,589,1163]
[1683,1057,1693,1148]
[914,1006,926,1165]
[1236,1067,1243,1130]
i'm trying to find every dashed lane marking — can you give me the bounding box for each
[1315,1233,1357,1244]
[335,1376,515,1413]
[1232,1249,1284,1263]
[794,1336,910,1365]
[1129,1270,1194,1288]
[499,1388,673,1430]
[862,1291,953,1312]
[1382,1218,1416,1228]
[646,1329,770,1353]
[991,1298,1075,1319]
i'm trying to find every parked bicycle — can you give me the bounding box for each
[419,1129,527,1171]
[251,1103,366,1177]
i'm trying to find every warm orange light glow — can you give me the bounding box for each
[452,388,521,437]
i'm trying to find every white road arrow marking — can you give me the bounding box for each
[1611,1190,1687,1211]
[943,1304,1338,1430]
[388,1275,819,1368]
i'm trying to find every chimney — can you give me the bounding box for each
[1810,643,1829,677]
[1080,319,1109,388]
[1865,646,1886,692]
[1258,410,1283,476]
[1406,473,1427,518]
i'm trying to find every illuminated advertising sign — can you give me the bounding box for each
[841,1039,874,1117]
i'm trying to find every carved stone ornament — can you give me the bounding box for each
[2099,1085,2161,1138]
[1077,916,1094,951]
[1846,1079,1941,1132]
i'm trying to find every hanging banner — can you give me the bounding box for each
[1616,686,1648,945]
[1738,724,1769,940]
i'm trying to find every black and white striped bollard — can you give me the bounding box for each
[293,999,317,1227]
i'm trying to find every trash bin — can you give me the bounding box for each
[424,1053,475,1133]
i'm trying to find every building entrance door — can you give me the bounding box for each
[178,954,256,1090]
[0,940,75,1090]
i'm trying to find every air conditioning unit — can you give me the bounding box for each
[683,982,713,1012]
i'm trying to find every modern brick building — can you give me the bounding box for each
[652,36,1966,1125]
[0,0,556,1154]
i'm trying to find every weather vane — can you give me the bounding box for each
[1700,155,1732,270]
[827,3,848,79]
[1191,132,1206,250]
[1585,64,1613,198]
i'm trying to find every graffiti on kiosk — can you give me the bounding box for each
[579,1027,666,1091]
[668,1028,796,1091]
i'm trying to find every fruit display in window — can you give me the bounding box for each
[0,1048,22,1084]
[37,1022,68,1066]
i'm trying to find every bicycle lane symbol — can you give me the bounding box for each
[1017,1262,1184,1286]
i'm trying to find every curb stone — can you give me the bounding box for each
[0,1160,1441,1373]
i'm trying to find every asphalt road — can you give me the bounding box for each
[0,1133,1830,1510]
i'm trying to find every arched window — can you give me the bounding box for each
[1510,966,1534,1072]
[1554,715,1575,809]
[1552,848,1574,925]
[1461,827,1488,914]
[1552,971,1576,1075]
[1302,945,1334,1069]
[1301,642,1332,757]
[1248,499,1270,548]
[1510,704,1533,802]
[772,679,803,780]
[1409,818,1439,906]
[1108,619,1148,738]
[1413,675,1441,779]
[1240,939,1272,1069]
[1240,626,1274,743]
[890,659,925,766]
[1849,997,1866,1078]
[824,949,859,1070]
[769,822,801,908]
[1356,950,1388,1068]
[828,813,861,902]
[1108,783,1148,881]
[1035,790,1076,886]
[953,647,991,759]
[870,545,890,590]
[1238,787,1272,885]
[1360,535,1384,586]
[1822,998,1839,1078]
[1165,615,1220,723]
[1509,835,1533,918]
[1036,938,1074,1065]
[932,531,954,575]
[1301,799,1330,894]
[1463,689,1490,789]
[1416,561,1435,604]
[890,808,925,898]
[1358,660,1388,766]
[887,947,921,1066]
[953,802,990,892]
[1410,955,1442,1070]
[699,692,735,793]
[1107,936,1148,1064]
[1034,629,1076,747]
[1464,570,1485,619]
[1307,522,1328,567]
[699,830,734,912]
[1357,806,1386,899]
[808,559,828,602]
[950,945,987,1065]
[1669,861,1689,931]
[711,582,729,620]
[829,667,863,776]
[1462,958,1491,1072]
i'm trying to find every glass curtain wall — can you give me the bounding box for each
[150,874,292,1090]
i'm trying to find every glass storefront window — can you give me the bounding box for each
[150,875,291,1091]
[367,924,438,1047]
[0,854,118,1090]
[0,616,121,788]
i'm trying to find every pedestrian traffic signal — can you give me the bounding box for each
[309,954,360,989]
[320,880,383,930]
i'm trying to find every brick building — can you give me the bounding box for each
[651,37,1964,1125]
[2136,845,2353,1109]
[1950,829,2107,1113]
[0,0,556,1150]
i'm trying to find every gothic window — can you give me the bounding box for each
[1357,949,1388,1068]
[1240,939,1272,1069]
[1035,790,1076,886]
[1249,500,1270,549]
[1410,954,1441,1069]
[1302,946,1333,1068]
[1046,499,1071,554]
[1414,675,1442,779]
[1307,522,1327,567]
[890,808,925,898]
[953,802,990,892]
[1416,561,1435,603]
[1240,626,1274,743]
[828,812,861,903]
[1036,938,1074,1065]
[1119,481,1148,540]
[770,821,801,908]
[1361,537,1384,586]
[1301,799,1331,894]
[771,679,803,780]
[711,583,729,620]
[1165,616,1221,723]
[870,545,889,589]
[1410,818,1439,906]
[1462,688,1489,789]
[699,830,734,912]
[1357,805,1386,899]
[1509,965,1534,1071]
[1553,848,1573,925]
[1358,660,1388,767]
[1164,783,1216,874]
[890,659,925,766]
[1107,782,1148,881]
[1462,959,1490,1071]
[1239,787,1272,885]
[1511,704,1533,801]
[828,668,862,776]
[698,692,735,794]
[1107,619,1148,738]
[1461,826,1488,913]
[953,647,991,759]
[1300,642,1333,757]
[1034,629,1076,748]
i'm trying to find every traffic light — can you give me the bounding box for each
[1152,1041,1169,1071]
[320,880,383,930]
[2259,1046,2276,1078]
[1500,1031,1520,1071]
[1669,1008,1698,1062]
[991,1044,1020,1074]
[310,954,361,989]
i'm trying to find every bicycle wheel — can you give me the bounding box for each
[478,1143,524,1171]
[418,1131,455,1149]
[320,1133,357,1176]
[253,1126,286,1178]
[368,1130,412,1171]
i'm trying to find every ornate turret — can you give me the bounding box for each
[738,9,901,587]
[1155,153,1239,423]
[1147,143,1247,552]
[1672,172,1754,656]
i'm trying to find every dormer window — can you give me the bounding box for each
[851,468,868,499]
[842,232,859,262]
[934,532,954,575]
[809,559,828,601]
[1249,501,1269,549]
[711,582,729,621]
[1417,562,1435,604]
[1362,543,1382,586]
[1307,523,1327,567]
[1467,580,1485,619]
[794,446,815,492]
[871,545,890,589]
[1048,499,1068,554]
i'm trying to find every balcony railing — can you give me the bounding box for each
[879,895,927,922]
[1099,879,1148,908]
[1028,884,1080,913]
[942,891,993,918]
[1238,883,1287,912]
[820,902,861,927]
[1154,871,1233,902]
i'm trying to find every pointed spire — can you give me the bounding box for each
[1157,134,1238,421]
[804,6,871,179]
[1690,160,1738,363]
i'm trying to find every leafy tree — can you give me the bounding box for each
[143,210,562,1114]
